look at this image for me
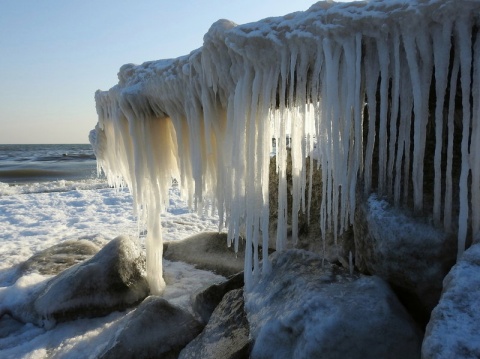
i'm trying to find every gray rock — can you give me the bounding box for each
[192,271,244,324]
[246,249,423,359]
[19,239,100,276]
[422,243,480,359]
[354,194,456,320]
[33,235,149,326]
[100,296,203,359]
[180,289,250,359]
[163,232,245,277]
[0,239,101,286]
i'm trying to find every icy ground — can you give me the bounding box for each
[0,181,224,358]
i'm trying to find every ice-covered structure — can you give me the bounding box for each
[91,0,480,294]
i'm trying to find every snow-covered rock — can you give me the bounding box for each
[422,243,480,359]
[18,239,100,276]
[354,194,456,320]
[180,288,250,359]
[100,296,203,359]
[0,236,148,327]
[192,271,244,324]
[246,249,423,359]
[163,232,245,276]
[33,235,149,326]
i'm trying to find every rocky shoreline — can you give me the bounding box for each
[1,224,478,358]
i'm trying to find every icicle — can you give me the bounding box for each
[387,29,400,199]
[363,39,379,196]
[145,206,165,294]
[322,37,343,243]
[376,36,390,196]
[444,53,459,232]
[471,30,480,241]
[349,33,363,223]
[432,21,453,224]
[403,27,432,212]
[290,49,301,244]
[276,49,290,252]
[456,19,473,259]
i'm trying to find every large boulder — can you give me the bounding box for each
[246,249,423,359]
[192,271,244,324]
[180,288,250,359]
[422,243,480,359]
[354,194,456,322]
[163,232,245,276]
[100,296,203,359]
[33,235,149,326]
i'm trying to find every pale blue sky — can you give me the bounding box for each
[0,0,347,144]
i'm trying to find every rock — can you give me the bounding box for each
[33,235,149,326]
[0,273,51,326]
[18,239,100,276]
[246,249,423,359]
[192,271,244,324]
[354,194,456,323]
[163,232,245,277]
[100,296,203,359]
[0,239,101,287]
[422,243,480,359]
[0,314,26,339]
[180,289,250,359]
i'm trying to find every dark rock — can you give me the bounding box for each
[100,296,203,359]
[0,314,26,339]
[180,289,250,359]
[192,271,244,324]
[354,194,456,324]
[246,249,423,359]
[163,232,245,277]
[33,235,149,326]
[422,243,480,359]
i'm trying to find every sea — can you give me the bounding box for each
[0,144,99,185]
[0,143,222,358]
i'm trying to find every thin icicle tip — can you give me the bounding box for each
[92,0,480,289]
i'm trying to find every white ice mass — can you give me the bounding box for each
[91,0,480,293]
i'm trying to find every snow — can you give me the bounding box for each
[92,0,480,289]
[0,182,224,358]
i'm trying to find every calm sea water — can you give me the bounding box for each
[0,144,99,184]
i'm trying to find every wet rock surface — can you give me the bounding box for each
[246,249,423,359]
[192,271,244,324]
[100,296,203,359]
[180,288,250,359]
[163,232,245,277]
[354,194,456,324]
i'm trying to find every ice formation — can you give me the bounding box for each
[91,0,480,293]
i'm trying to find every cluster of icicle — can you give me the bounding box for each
[91,0,480,294]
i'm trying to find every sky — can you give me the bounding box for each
[0,0,350,144]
